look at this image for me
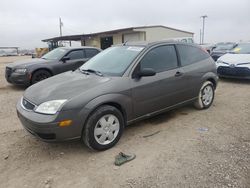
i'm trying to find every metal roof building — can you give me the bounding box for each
[42,25,194,50]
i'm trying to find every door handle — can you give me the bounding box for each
[175,71,183,77]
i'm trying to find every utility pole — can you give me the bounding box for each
[201,15,207,45]
[200,29,202,45]
[59,17,63,36]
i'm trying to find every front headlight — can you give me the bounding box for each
[35,100,67,115]
[216,60,229,66]
[216,60,223,64]
[14,68,27,74]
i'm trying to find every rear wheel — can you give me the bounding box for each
[82,105,124,151]
[194,81,215,109]
[31,70,51,84]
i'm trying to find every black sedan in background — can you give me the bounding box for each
[5,47,101,85]
[210,42,237,61]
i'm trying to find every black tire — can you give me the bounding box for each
[194,81,215,110]
[82,105,124,151]
[31,70,51,84]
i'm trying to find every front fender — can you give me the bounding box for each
[30,65,53,75]
[84,93,133,122]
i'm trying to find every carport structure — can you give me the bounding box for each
[42,25,194,50]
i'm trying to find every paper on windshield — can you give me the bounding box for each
[127,47,144,52]
[233,48,241,52]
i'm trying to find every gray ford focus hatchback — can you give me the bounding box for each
[17,41,218,150]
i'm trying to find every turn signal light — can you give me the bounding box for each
[59,120,72,127]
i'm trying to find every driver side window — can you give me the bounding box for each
[67,50,84,60]
[140,45,178,73]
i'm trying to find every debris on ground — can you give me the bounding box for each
[4,154,9,160]
[197,127,209,132]
[114,152,136,166]
[143,131,161,138]
[44,177,53,188]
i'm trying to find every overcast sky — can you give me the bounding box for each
[0,0,250,49]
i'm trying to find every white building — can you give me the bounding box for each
[43,25,194,50]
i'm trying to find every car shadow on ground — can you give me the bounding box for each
[0,84,27,91]
[127,105,194,128]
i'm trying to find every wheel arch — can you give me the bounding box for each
[201,72,218,89]
[31,68,54,77]
[30,68,54,84]
[207,77,217,89]
[80,93,133,133]
[100,102,127,123]
[84,100,129,126]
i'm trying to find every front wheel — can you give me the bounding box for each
[82,105,124,151]
[31,70,51,84]
[194,81,215,109]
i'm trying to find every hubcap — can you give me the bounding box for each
[34,73,49,83]
[201,85,213,106]
[94,114,120,145]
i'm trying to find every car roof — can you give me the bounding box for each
[119,40,199,48]
[59,46,101,51]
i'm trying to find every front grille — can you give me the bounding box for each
[217,66,250,77]
[22,98,35,110]
[5,67,12,78]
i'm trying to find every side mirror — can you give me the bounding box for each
[137,68,156,78]
[61,56,70,62]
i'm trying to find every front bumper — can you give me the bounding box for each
[5,67,30,85]
[16,98,90,142]
[217,66,250,79]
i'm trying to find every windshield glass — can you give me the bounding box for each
[42,48,67,60]
[214,43,235,51]
[232,43,250,54]
[80,46,144,76]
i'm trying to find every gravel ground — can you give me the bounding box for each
[0,56,249,188]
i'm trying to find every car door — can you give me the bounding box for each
[130,45,186,118]
[176,44,211,100]
[61,49,87,72]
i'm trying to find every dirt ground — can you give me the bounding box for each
[0,56,249,188]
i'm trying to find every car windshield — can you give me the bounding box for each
[80,46,144,76]
[41,48,67,60]
[214,43,235,51]
[232,43,250,54]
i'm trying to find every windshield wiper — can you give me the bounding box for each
[81,69,103,76]
[78,68,90,75]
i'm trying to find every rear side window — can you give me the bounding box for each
[67,50,84,60]
[177,45,210,66]
[85,49,99,58]
[140,45,178,73]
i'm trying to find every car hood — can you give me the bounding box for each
[24,71,111,105]
[211,50,228,54]
[218,54,250,64]
[6,58,49,68]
